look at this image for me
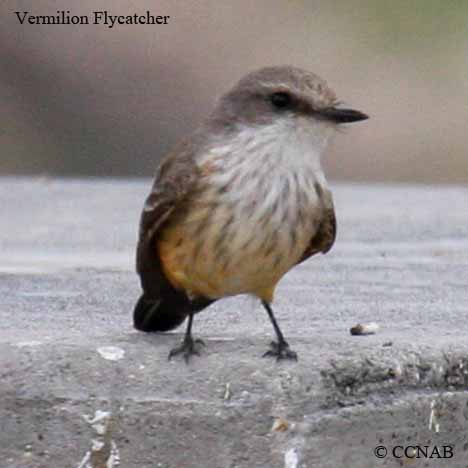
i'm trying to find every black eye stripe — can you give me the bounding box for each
[270,92,292,109]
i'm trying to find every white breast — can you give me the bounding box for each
[184,118,332,296]
[200,118,331,229]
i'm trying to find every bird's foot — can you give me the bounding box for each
[168,336,205,363]
[263,340,298,361]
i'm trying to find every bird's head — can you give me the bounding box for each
[210,66,368,149]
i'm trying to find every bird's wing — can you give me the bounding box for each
[297,183,337,264]
[136,139,200,297]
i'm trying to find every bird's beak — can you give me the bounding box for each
[317,107,369,124]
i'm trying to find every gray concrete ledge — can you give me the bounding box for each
[1,177,467,468]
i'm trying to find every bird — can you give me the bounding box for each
[133,66,368,362]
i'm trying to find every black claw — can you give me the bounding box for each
[262,340,298,361]
[168,336,204,363]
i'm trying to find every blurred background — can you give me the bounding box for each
[2,0,467,183]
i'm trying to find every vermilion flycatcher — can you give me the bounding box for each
[133,66,368,361]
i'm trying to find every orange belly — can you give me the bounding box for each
[158,228,277,303]
[157,209,312,304]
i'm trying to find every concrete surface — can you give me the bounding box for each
[0,177,467,468]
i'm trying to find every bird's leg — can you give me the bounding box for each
[168,312,205,363]
[262,301,297,361]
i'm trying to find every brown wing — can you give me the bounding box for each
[136,138,201,297]
[297,183,337,264]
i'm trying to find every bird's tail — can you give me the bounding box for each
[133,293,189,332]
[133,292,214,332]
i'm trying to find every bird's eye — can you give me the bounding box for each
[270,92,292,110]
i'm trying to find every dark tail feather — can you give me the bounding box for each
[133,293,189,332]
[133,289,216,333]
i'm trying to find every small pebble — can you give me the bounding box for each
[272,417,289,432]
[350,322,380,336]
[223,383,231,401]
